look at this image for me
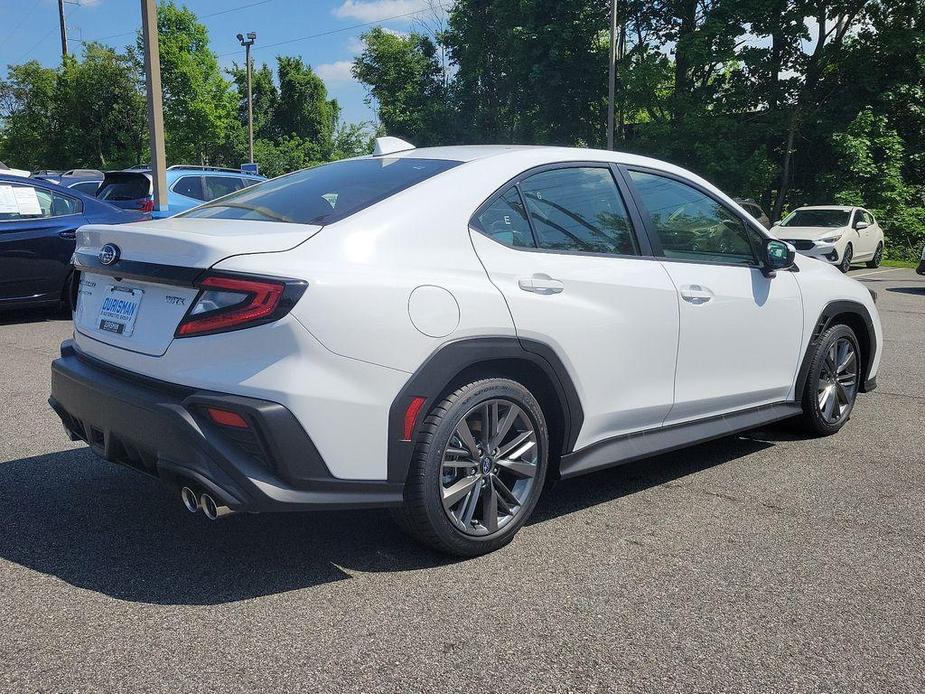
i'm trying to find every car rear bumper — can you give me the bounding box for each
[49,340,404,513]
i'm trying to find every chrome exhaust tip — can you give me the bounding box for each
[200,493,234,520]
[180,486,200,513]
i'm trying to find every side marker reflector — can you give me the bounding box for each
[402,397,426,441]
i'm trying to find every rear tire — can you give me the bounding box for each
[866,242,883,269]
[392,378,548,556]
[798,324,861,436]
[838,243,853,273]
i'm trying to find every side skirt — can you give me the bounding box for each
[558,402,803,480]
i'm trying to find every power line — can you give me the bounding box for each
[0,0,41,48]
[14,4,79,64]
[215,7,445,58]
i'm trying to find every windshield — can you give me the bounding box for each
[780,209,850,228]
[179,157,461,225]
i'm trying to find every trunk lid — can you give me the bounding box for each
[73,218,320,356]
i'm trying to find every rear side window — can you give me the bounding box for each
[173,175,205,200]
[0,183,81,221]
[519,167,638,255]
[203,175,245,200]
[629,170,757,265]
[70,180,101,195]
[476,188,534,248]
[181,158,461,224]
[98,173,150,201]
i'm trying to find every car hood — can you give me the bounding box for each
[771,225,849,241]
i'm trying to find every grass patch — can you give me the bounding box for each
[882,259,917,268]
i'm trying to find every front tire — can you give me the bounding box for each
[866,242,883,269]
[798,324,861,436]
[838,243,853,273]
[392,378,548,556]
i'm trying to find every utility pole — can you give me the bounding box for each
[140,0,167,213]
[606,0,618,150]
[57,0,68,58]
[237,32,257,165]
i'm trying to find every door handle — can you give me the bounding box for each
[518,274,564,295]
[58,229,77,240]
[680,284,713,305]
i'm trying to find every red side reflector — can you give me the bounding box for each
[402,397,426,441]
[207,408,249,429]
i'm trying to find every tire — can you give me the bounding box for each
[866,242,883,269]
[798,324,861,436]
[838,243,853,273]
[392,378,548,556]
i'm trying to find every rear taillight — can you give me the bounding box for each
[175,274,306,338]
[137,198,154,213]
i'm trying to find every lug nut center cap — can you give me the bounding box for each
[480,457,493,474]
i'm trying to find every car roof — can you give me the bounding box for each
[794,205,856,212]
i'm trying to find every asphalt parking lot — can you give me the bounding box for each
[1,266,922,693]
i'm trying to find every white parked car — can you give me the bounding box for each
[50,141,882,556]
[770,205,885,273]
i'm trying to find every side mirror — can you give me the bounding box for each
[763,238,795,277]
[854,220,869,230]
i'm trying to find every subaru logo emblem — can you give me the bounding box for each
[98,243,120,266]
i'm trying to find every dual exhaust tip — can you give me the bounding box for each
[180,486,234,520]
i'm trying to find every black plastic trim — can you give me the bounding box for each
[50,340,404,512]
[73,251,203,286]
[794,300,878,398]
[559,402,803,479]
[386,336,584,483]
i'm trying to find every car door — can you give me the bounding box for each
[0,181,85,304]
[622,167,804,424]
[859,210,878,256]
[469,164,680,450]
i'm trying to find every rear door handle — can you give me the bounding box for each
[680,284,713,305]
[58,229,77,240]
[518,274,564,295]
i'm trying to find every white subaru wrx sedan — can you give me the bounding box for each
[50,141,882,556]
[771,205,885,273]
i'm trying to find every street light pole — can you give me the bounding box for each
[141,0,167,213]
[607,0,618,150]
[237,32,257,165]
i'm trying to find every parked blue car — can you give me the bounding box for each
[0,173,148,311]
[96,165,266,218]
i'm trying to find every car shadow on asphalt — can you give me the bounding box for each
[886,286,925,295]
[0,434,775,606]
[0,306,70,326]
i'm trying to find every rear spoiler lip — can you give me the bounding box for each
[72,251,203,287]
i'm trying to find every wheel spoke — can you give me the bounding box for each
[818,383,832,411]
[496,458,536,479]
[460,479,482,526]
[493,475,520,508]
[491,404,521,450]
[836,345,856,375]
[481,403,493,448]
[455,419,480,458]
[445,446,472,458]
[442,475,478,509]
[822,387,837,420]
[482,479,498,532]
[835,380,850,407]
[497,430,534,459]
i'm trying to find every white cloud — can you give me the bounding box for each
[346,35,366,54]
[315,60,355,84]
[333,0,430,23]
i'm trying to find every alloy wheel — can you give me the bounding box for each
[817,337,859,424]
[840,244,853,272]
[440,399,538,536]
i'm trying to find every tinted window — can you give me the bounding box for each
[203,175,245,200]
[629,170,757,265]
[70,180,101,195]
[181,158,460,224]
[476,188,534,247]
[173,176,205,200]
[0,183,81,221]
[780,209,850,228]
[519,167,638,255]
[98,173,150,201]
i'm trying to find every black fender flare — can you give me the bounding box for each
[794,300,878,401]
[386,336,584,483]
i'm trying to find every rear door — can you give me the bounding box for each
[470,164,679,448]
[97,171,151,211]
[0,181,84,303]
[623,167,803,424]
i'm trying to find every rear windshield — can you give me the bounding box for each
[179,157,461,225]
[98,173,151,201]
[781,209,850,228]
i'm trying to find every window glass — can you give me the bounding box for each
[203,175,244,201]
[182,158,461,224]
[629,170,757,265]
[780,209,850,228]
[861,211,873,225]
[173,176,205,201]
[476,187,535,247]
[0,184,82,221]
[70,180,101,195]
[519,167,638,255]
[98,172,151,201]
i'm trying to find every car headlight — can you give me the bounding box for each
[818,234,843,244]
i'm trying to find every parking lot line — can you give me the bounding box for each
[850,267,902,279]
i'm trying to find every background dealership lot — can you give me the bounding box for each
[0,266,922,693]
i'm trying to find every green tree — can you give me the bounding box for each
[0,61,60,168]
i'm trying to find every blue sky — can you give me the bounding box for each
[0,0,446,125]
